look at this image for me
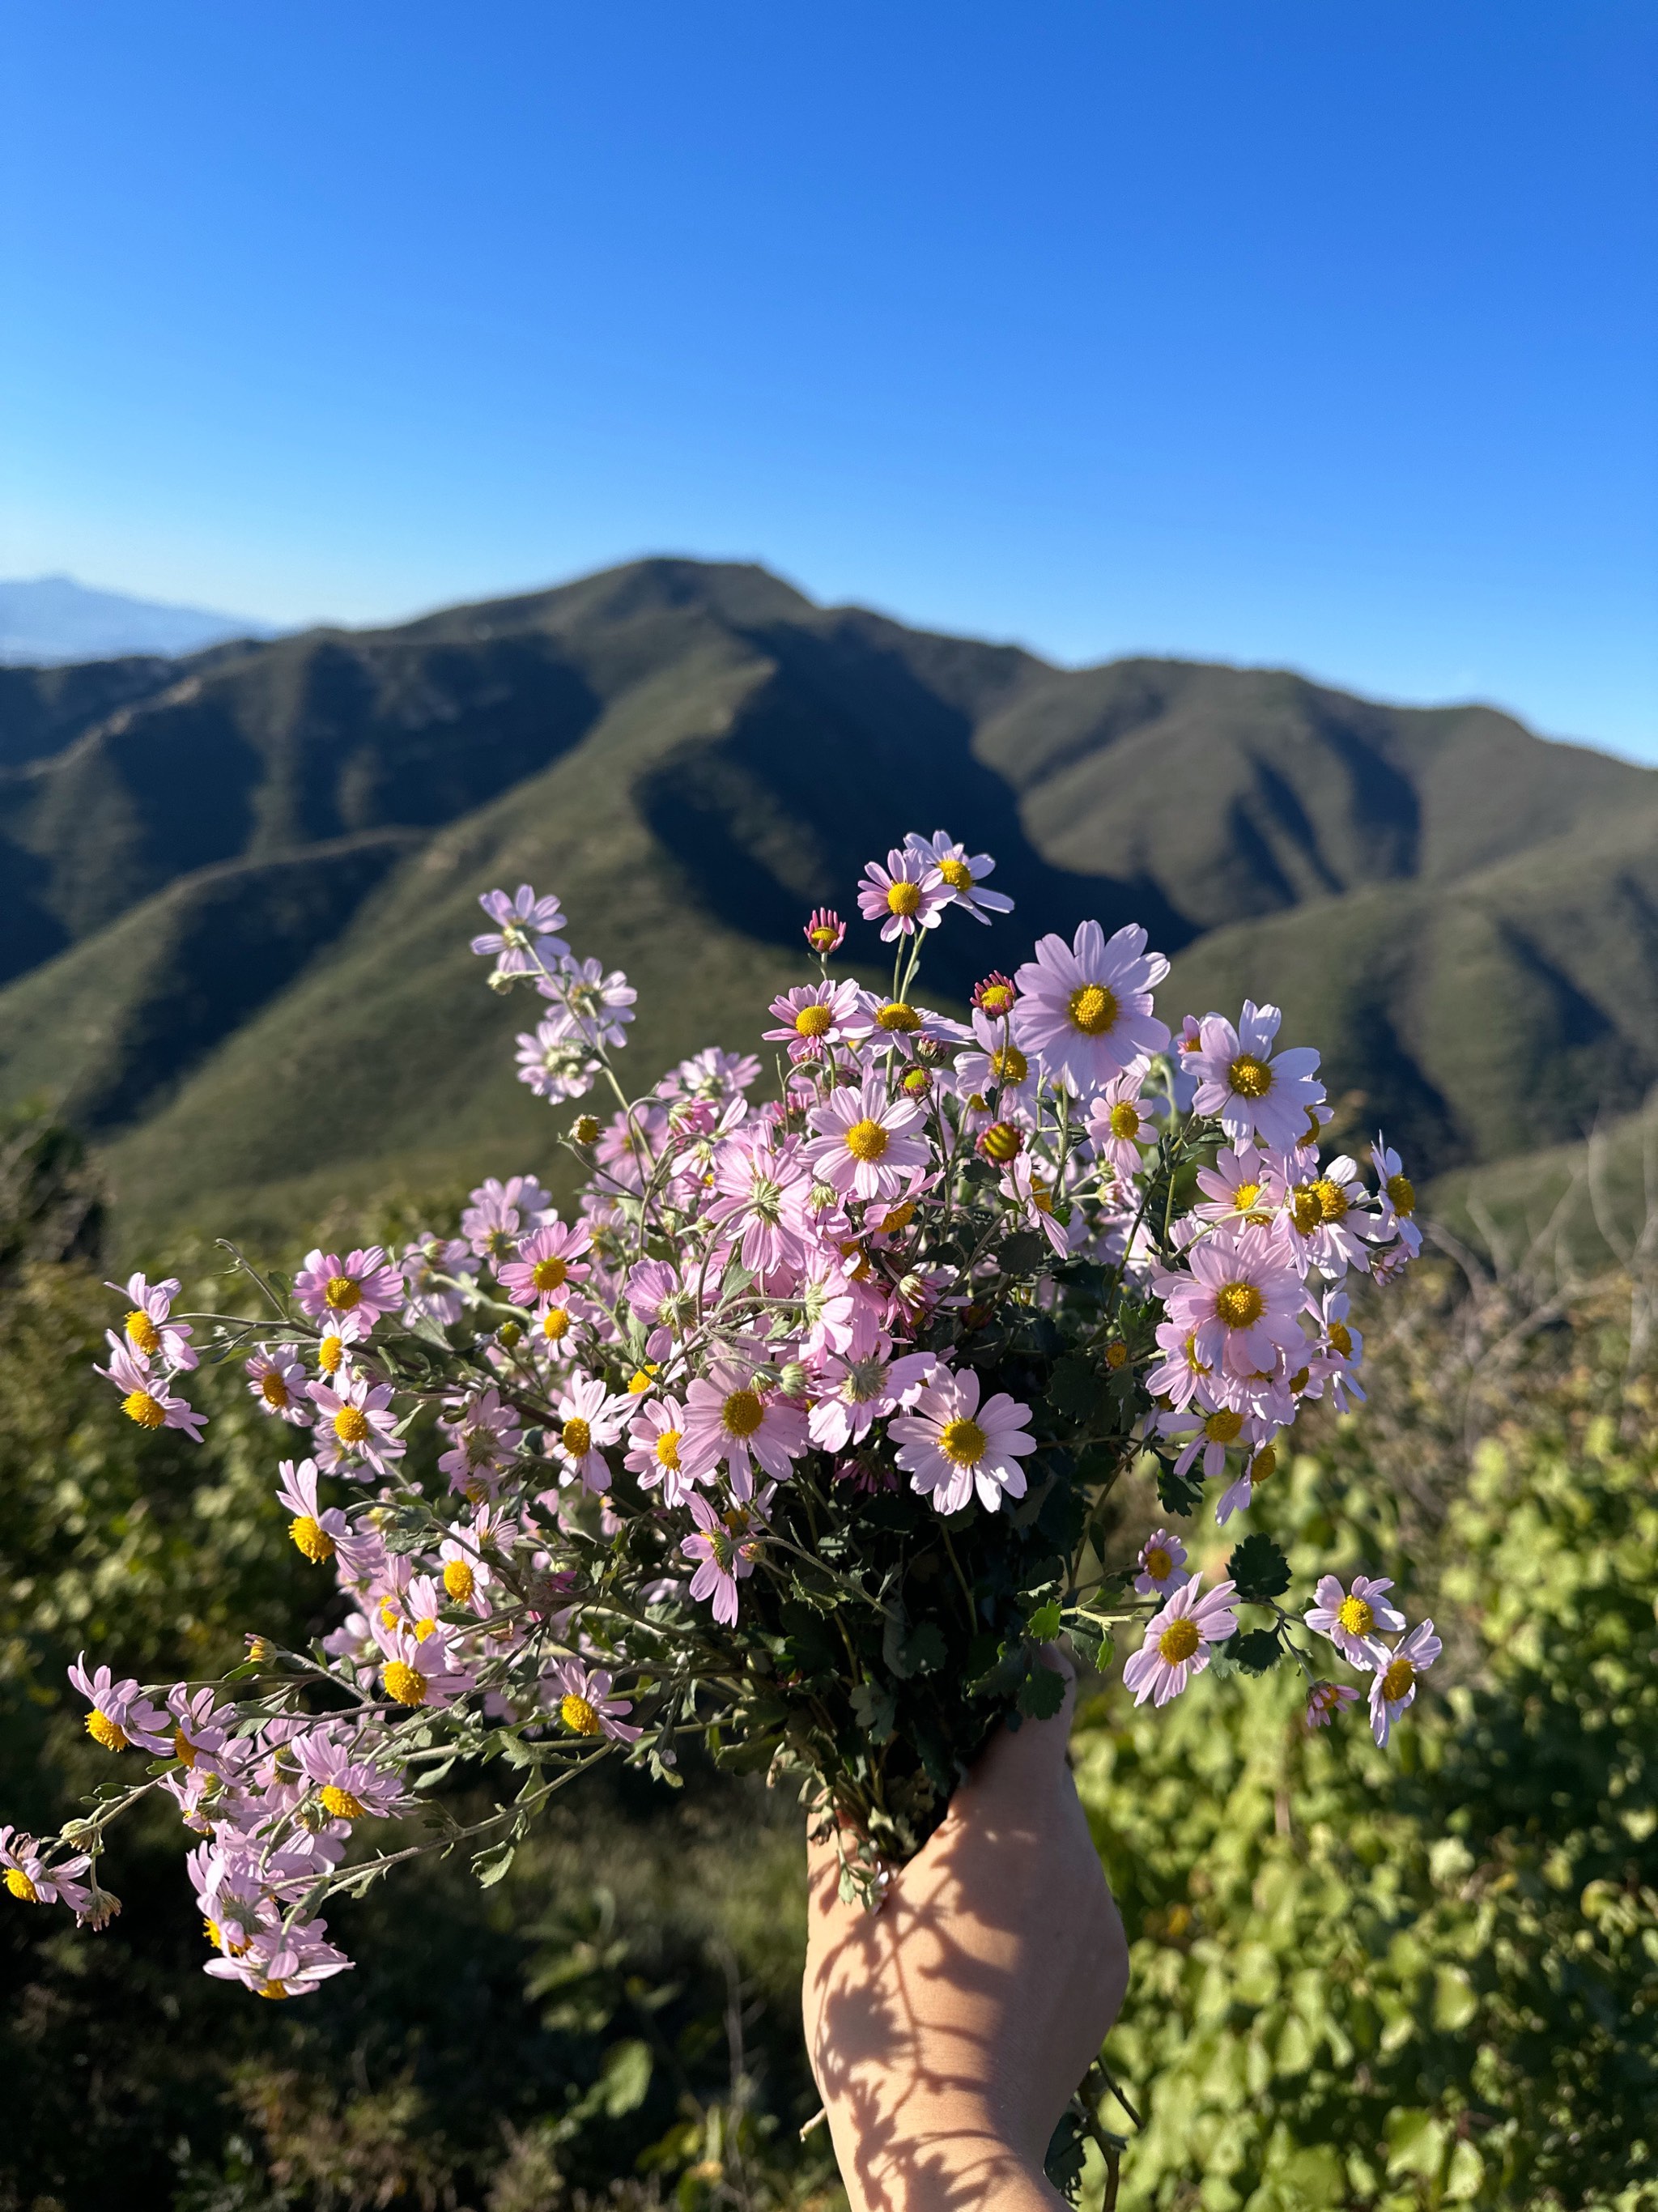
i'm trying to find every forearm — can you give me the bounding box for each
[824,2099,1066,2212]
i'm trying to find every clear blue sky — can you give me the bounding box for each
[3,2,1654,755]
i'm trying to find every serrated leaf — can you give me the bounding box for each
[1018,1656,1068,1721]
[903,1620,947,1674]
[849,1678,898,1743]
[473,1844,517,1888]
[1156,1461,1205,1516]
[1026,1599,1063,1641]
[1000,1230,1048,1274]
[1228,1532,1292,1604]
[1233,1627,1282,1674]
[1048,1356,1107,1422]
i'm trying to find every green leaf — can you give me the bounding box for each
[1018,1656,1068,1721]
[473,1844,517,1889]
[597,2038,653,2117]
[849,1679,898,1743]
[1231,1627,1282,1674]
[999,1230,1047,1274]
[1155,1461,1204,1516]
[1227,1531,1291,1604]
[1048,1356,1107,1423]
[1026,1599,1063,1641]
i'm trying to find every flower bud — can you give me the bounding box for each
[572,1116,600,1145]
[980,1121,1024,1164]
[778,1361,810,1397]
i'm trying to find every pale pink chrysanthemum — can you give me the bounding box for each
[470,883,569,972]
[246,1346,313,1425]
[680,1490,771,1626]
[67,1655,172,1755]
[952,1006,1039,1111]
[1121,1577,1239,1708]
[514,1013,602,1101]
[856,848,950,942]
[1133,1528,1192,1599]
[538,956,636,1048]
[399,1235,476,1328]
[0,1826,94,1916]
[1086,1070,1166,1180]
[680,1365,808,1502]
[1187,1002,1325,1155]
[1303,1572,1405,1667]
[1368,1619,1442,1746]
[705,1127,813,1274]
[1368,1135,1422,1260]
[763,978,873,1063]
[462,1175,555,1261]
[372,1621,474,1712]
[308,1371,406,1478]
[292,1246,404,1331]
[1192,1142,1284,1227]
[889,1363,1035,1515]
[1304,1681,1362,1729]
[95,1337,208,1441]
[104,1272,197,1370]
[806,1321,936,1454]
[496,1220,593,1308]
[205,1918,355,1999]
[903,829,1014,925]
[275,1458,351,1567]
[1158,1223,1305,1379]
[291,1725,409,1820]
[802,1078,930,1203]
[998,1154,1073,1257]
[551,1373,631,1492]
[657,1045,763,1102]
[1012,921,1171,1095]
[624,1394,702,1507]
[545,1657,644,1743]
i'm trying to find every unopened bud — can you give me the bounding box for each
[487,968,515,996]
[496,1320,524,1349]
[246,1635,274,1663]
[980,1121,1024,1164]
[778,1361,810,1397]
[80,1883,122,1930]
[572,1115,600,1145]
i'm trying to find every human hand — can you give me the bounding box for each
[802,1653,1129,2212]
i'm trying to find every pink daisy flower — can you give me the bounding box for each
[680,1364,808,1502]
[538,957,636,1048]
[95,1337,208,1441]
[1158,1223,1305,1379]
[903,829,1014,924]
[763,978,874,1063]
[399,1235,477,1327]
[1087,1071,1166,1181]
[680,1490,771,1626]
[545,1657,644,1742]
[373,1623,474,1712]
[1013,921,1171,1095]
[889,1363,1035,1515]
[1304,1682,1363,1729]
[462,1174,555,1261]
[624,1394,699,1507]
[276,1458,351,1566]
[952,1006,1039,1112]
[705,1128,813,1274]
[436,1386,523,1495]
[1368,1619,1442,1746]
[1121,1576,1239,1708]
[470,883,569,972]
[1304,1572,1405,1668]
[246,1346,312,1425]
[856,848,950,942]
[291,1725,408,1821]
[803,1078,930,1202]
[551,1373,631,1492]
[1133,1528,1192,1599]
[1192,1142,1284,1227]
[205,1918,355,2000]
[514,1013,602,1100]
[1187,1002,1326,1155]
[0,1827,94,1916]
[105,1272,197,1370]
[67,1655,172,1755]
[308,1371,406,1478]
[806,1322,937,1453]
[292,1246,403,1331]
[496,1220,594,1308]
[1369,1136,1422,1260]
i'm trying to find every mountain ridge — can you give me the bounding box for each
[1,555,1652,1236]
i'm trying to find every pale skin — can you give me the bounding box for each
[803,1654,1130,2212]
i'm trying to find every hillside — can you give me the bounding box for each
[1,555,1654,1238]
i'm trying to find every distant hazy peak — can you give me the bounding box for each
[0,574,277,666]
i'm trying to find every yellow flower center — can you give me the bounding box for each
[320,1784,367,1819]
[721,1389,764,1439]
[1203,1408,1244,1444]
[532,1255,568,1292]
[125,1308,162,1355]
[257,1981,291,2000]
[289,1513,335,1563]
[981,1121,1022,1163]
[1250,1444,1277,1482]
[1233,1180,1263,1211]
[1227,1053,1273,1100]
[1105,1341,1129,1369]
[886,879,923,918]
[1386,1172,1416,1217]
[655,1427,683,1470]
[86,1710,129,1751]
[1068,983,1118,1036]
[807,924,839,951]
[794,1002,835,1038]
[260,1370,291,1408]
[542,1306,571,1341]
[1313,1176,1348,1222]
[990,1044,1028,1084]
[978,984,1015,1015]
[1157,1617,1201,1665]
[573,1114,600,1143]
[1108,1101,1141,1140]
[414,1616,438,1642]
[627,1367,657,1393]
[881,1199,916,1234]
[845,1117,890,1162]
[1290,1185,1322,1235]
[937,857,974,891]
[122,1389,166,1430]
[5,1867,40,1902]
[443,1557,476,1602]
[876,1001,921,1032]
[1337,1594,1375,1636]
[318,1334,346,1375]
[1329,1321,1353,1358]
[1214,1281,1265,1329]
[562,1417,593,1459]
[1380,1657,1416,1703]
[333,1405,371,1446]
[939,1415,988,1466]
[560,1691,602,1735]
[1146,1546,1171,1581]
[382,1660,426,1707]
[174,1728,197,1767]
[324,1274,362,1311]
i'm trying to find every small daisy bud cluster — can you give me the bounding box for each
[38,826,1428,1993]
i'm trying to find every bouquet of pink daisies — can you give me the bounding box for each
[4,829,1432,2016]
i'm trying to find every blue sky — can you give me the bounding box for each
[3,2,1654,756]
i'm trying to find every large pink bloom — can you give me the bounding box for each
[680,1364,808,1502]
[1158,1223,1305,1379]
[705,1127,814,1274]
[1187,1002,1325,1155]
[1304,1571,1405,1667]
[1121,1577,1239,1708]
[802,1078,929,1203]
[857,848,950,942]
[470,883,569,972]
[1368,1619,1442,1746]
[903,830,1014,925]
[1013,921,1170,1095]
[889,1363,1035,1515]
[293,1246,404,1331]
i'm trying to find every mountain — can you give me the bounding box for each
[0,575,276,665]
[0,555,1653,1240]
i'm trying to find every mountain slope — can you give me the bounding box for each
[1,556,1653,1235]
[0,575,275,664]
